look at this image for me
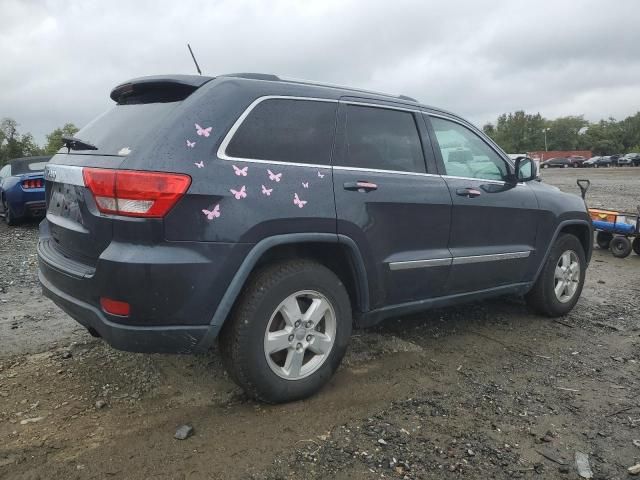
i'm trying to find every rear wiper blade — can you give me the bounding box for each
[61,135,98,152]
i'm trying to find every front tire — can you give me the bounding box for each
[219,259,352,403]
[632,237,640,256]
[526,234,586,317]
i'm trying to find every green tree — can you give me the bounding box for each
[482,111,546,153]
[546,116,588,151]
[0,118,44,166]
[44,123,79,154]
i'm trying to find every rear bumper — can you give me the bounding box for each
[37,221,252,353]
[8,190,46,218]
[39,270,208,353]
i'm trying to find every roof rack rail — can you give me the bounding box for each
[219,73,281,81]
[217,73,419,104]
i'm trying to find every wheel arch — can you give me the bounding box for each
[532,219,593,285]
[196,233,369,351]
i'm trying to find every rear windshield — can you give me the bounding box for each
[67,102,180,155]
[12,160,48,175]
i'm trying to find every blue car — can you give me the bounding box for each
[0,156,51,225]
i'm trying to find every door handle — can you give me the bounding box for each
[456,187,482,198]
[343,181,378,192]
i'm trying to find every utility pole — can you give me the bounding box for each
[543,128,550,152]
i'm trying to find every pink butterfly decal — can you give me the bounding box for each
[230,185,247,200]
[186,139,196,148]
[195,123,212,137]
[194,161,204,168]
[202,204,221,220]
[317,171,325,179]
[293,193,307,209]
[233,165,248,176]
[267,169,282,182]
[302,181,309,189]
[261,185,273,196]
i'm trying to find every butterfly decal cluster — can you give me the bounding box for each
[200,165,329,220]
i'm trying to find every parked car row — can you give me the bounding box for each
[540,153,640,169]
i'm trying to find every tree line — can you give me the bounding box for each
[482,111,640,155]
[0,118,78,166]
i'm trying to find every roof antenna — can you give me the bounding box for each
[187,43,202,75]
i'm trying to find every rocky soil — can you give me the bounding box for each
[1,167,639,480]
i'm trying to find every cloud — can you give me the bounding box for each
[1,0,639,143]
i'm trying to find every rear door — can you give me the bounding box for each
[332,100,452,309]
[425,114,538,294]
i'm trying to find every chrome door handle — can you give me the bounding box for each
[343,181,378,192]
[456,187,482,198]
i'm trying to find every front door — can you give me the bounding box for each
[332,101,452,309]
[425,114,539,294]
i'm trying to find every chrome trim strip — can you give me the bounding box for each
[340,100,421,114]
[389,258,452,271]
[217,95,338,167]
[333,165,439,178]
[44,165,85,186]
[442,174,525,187]
[452,251,531,265]
[388,251,531,270]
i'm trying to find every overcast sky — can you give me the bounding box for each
[2,0,640,144]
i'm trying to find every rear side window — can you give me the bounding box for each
[0,165,10,178]
[341,105,425,173]
[225,99,337,165]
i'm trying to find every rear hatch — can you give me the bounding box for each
[42,75,211,272]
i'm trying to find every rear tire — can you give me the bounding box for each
[219,259,352,404]
[2,199,17,226]
[526,234,586,317]
[610,236,632,258]
[632,237,640,256]
[595,231,613,250]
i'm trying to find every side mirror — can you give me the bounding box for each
[510,157,537,183]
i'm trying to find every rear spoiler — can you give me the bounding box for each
[110,75,214,104]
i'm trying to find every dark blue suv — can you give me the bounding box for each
[38,73,592,403]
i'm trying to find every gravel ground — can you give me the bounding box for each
[0,167,639,480]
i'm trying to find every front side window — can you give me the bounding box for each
[430,116,508,181]
[225,98,337,165]
[341,105,426,173]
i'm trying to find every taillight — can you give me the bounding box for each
[22,179,44,189]
[82,168,191,218]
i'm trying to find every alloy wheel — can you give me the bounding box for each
[554,250,580,303]
[263,290,336,380]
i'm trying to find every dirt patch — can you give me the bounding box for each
[1,167,640,479]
